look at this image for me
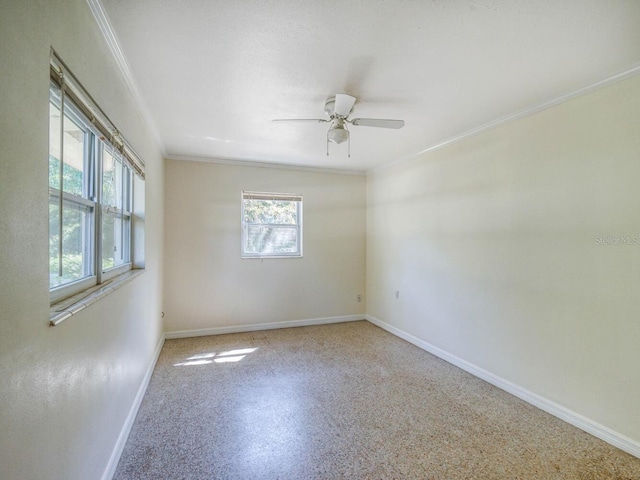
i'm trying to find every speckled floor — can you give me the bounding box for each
[114,321,640,479]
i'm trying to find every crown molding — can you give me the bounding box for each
[165,154,367,176]
[86,0,166,156]
[370,63,640,176]
[85,0,640,176]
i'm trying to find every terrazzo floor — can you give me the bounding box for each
[114,321,640,479]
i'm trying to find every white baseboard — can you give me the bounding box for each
[165,314,365,339]
[101,334,166,480]
[365,314,640,460]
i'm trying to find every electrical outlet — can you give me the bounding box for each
[357,294,362,303]
[395,290,400,299]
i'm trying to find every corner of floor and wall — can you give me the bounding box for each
[2,1,640,480]
[362,68,640,460]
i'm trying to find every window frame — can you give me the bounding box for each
[49,51,141,305]
[49,84,100,303]
[240,191,303,259]
[99,141,134,282]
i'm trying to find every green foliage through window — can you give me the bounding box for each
[241,193,302,257]
[243,199,297,225]
[49,78,134,300]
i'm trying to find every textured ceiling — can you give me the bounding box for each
[100,0,640,172]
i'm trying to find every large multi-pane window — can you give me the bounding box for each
[49,52,142,303]
[241,191,302,258]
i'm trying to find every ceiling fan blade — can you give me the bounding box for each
[272,119,329,123]
[350,118,405,129]
[334,94,356,117]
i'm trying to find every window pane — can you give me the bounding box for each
[102,144,132,272]
[243,199,297,225]
[62,114,86,197]
[49,200,60,286]
[123,164,131,211]
[50,200,93,288]
[102,146,117,207]
[49,101,61,189]
[103,146,129,210]
[244,225,298,255]
[102,210,130,270]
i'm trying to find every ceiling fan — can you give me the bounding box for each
[272,93,404,157]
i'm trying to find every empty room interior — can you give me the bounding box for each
[2,1,640,479]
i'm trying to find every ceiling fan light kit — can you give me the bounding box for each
[273,93,404,158]
[328,122,349,145]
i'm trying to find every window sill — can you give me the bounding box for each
[241,254,303,259]
[50,269,145,326]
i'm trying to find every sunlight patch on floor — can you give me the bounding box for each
[173,347,258,367]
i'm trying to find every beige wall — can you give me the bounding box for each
[2,1,638,476]
[164,160,366,333]
[0,2,164,479]
[367,74,640,445]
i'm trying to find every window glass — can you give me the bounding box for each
[49,100,61,189]
[62,114,86,197]
[49,86,95,290]
[49,199,93,287]
[48,200,60,286]
[102,147,117,207]
[241,192,302,257]
[101,143,132,272]
[102,209,130,270]
[244,225,299,255]
[243,199,298,225]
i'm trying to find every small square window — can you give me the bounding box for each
[241,191,302,258]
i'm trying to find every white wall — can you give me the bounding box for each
[0,2,164,479]
[367,74,640,446]
[164,160,366,333]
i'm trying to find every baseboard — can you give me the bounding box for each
[365,314,640,460]
[165,314,365,339]
[101,333,166,480]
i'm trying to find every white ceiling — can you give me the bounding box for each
[99,0,640,173]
